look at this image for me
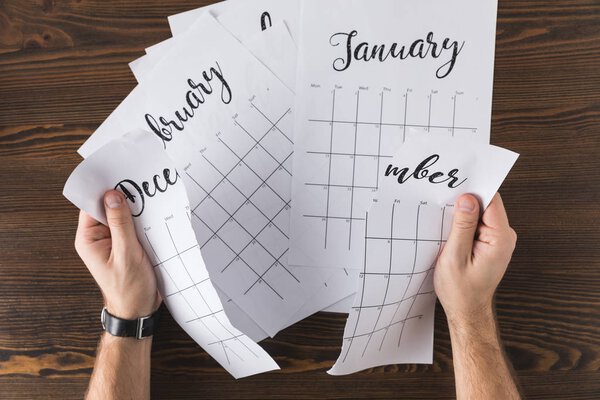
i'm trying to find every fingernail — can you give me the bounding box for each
[105,193,122,209]
[458,197,476,213]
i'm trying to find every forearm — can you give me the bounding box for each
[448,307,520,400]
[86,333,152,400]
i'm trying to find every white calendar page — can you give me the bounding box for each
[131,22,297,97]
[77,14,338,337]
[329,199,451,375]
[167,0,238,36]
[329,135,518,375]
[169,0,300,42]
[64,131,279,378]
[126,21,358,335]
[290,0,499,269]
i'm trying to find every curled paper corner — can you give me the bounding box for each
[63,130,279,378]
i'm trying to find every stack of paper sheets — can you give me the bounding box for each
[63,0,518,378]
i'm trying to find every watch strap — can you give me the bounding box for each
[101,307,160,339]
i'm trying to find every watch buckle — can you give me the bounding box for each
[136,315,151,339]
[101,307,107,330]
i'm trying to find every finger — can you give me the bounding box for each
[481,192,510,230]
[104,190,138,257]
[76,210,106,246]
[78,210,101,230]
[445,194,481,263]
[75,210,111,264]
[85,225,111,242]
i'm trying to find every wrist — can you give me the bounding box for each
[444,298,495,325]
[101,306,161,340]
[102,331,154,346]
[447,305,498,342]
[105,297,160,320]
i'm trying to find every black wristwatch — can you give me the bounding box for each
[100,307,160,339]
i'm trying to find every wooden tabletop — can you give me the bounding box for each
[1,0,599,398]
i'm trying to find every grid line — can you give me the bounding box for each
[375,91,384,188]
[394,206,447,348]
[189,152,292,249]
[338,203,447,363]
[233,119,292,176]
[145,223,247,364]
[201,150,289,238]
[307,120,477,131]
[166,277,210,298]
[304,88,474,251]
[427,93,432,132]
[186,105,302,307]
[344,314,423,341]
[163,222,252,355]
[151,244,198,268]
[347,91,360,250]
[341,210,370,363]
[351,290,435,310]
[324,89,336,248]
[194,185,294,281]
[213,135,289,206]
[452,95,457,136]
[307,150,393,158]
[379,204,421,347]
[244,249,290,295]
[191,209,284,300]
[251,103,293,144]
[193,108,290,211]
[303,214,366,221]
[360,202,395,357]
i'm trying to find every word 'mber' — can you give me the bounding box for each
[384,154,467,188]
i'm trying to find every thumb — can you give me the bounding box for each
[104,190,138,257]
[445,194,481,263]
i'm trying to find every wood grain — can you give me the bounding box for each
[1,0,599,398]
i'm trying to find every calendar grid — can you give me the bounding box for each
[184,104,306,311]
[143,217,261,365]
[303,86,477,249]
[339,202,449,364]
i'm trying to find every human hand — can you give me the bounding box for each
[75,190,161,319]
[434,192,517,324]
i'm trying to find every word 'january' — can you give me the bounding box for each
[329,30,465,79]
[384,154,467,188]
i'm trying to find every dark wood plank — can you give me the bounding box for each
[1,0,599,398]
[2,371,600,399]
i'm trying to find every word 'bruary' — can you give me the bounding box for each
[329,30,465,79]
[384,154,467,188]
[115,168,179,217]
[144,62,232,147]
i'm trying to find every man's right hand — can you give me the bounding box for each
[434,192,517,324]
[434,192,521,400]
